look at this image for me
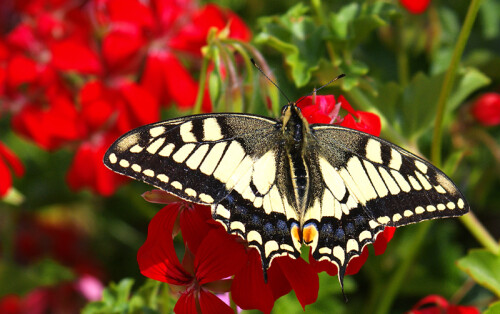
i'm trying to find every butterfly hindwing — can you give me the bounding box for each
[304,124,468,285]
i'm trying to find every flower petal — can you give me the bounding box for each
[0,142,25,177]
[195,230,246,285]
[275,256,319,309]
[66,134,127,196]
[199,289,234,314]
[374,227,396,256]
[179,204,213,254]
[137,204,192,285]
[50,39,101,74]
[232,249,275,314]
[173,291,198,314]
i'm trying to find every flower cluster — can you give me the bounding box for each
[137,95,394,312]
[0,0,251,196]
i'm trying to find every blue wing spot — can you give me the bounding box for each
[334,228,345,241]
[321,223,333,234]
[264,223,274,235]
[345,223,355,236]
[276,220,287,231]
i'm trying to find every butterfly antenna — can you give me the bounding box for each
[295,73,346,106]
[251,58,291,104]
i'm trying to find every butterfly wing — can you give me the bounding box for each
[304,124,469,287]
[104,113,302,274]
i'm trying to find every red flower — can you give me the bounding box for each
[470,92,500,126]
[66,133,129,196]
[92,0,251,109]
[298,94,382,136]
[11,84,84,151]
[139,193,320,313]
[408,295,480,314]
[399,0,431,14]
[0,141,25,196]
[138,203,247,314]
[232,250,319,313]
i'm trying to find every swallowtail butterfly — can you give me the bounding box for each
[104,90,469,291]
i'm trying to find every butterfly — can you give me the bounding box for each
[103,69,469,291]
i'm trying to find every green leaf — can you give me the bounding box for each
[485,301,500,314]
[369,68,489,139]
[256,3,325,87]
[479,0,500,39]
[82,279,164,314]
[457,249,500,297]
[329,2,396,45]
[446,68,491,112]
[330,3,359,41]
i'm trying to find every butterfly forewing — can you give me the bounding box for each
[305,124,468,281]
[104,113,278,204]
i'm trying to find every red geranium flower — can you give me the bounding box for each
[298,94,382,136]
[94,0,251,111]
[137,203,247,314]
[399,0,431,14]
[66,133,129,196]
[408,295,480,314]
[0,141,24,196]
[139,193,320,313]
[470,92,500,127]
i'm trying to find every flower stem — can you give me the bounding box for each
[431,0,484,168]
[192,53,211,115]
[375,221,432,314]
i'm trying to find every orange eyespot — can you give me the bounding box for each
[291,223,302,243]
[303,224,318,245]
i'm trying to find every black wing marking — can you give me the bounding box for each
[304,124,469,288]
[104,113,278,204]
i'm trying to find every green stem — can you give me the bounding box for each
[192,53,211,115]
[431,0,484,167]
[375,222,432,314]
[460,212,500,255]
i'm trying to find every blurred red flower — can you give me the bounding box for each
[399,0,431,14]
[95,0,251,111]
[408,295,480,314]
[0,0,251,196]
[470,92,500,126]
[0,141,24,196]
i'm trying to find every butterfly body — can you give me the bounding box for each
[104,103,469,288]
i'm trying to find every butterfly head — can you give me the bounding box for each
[281,103,310,140]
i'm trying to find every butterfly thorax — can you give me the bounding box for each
[281,104,312,216]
